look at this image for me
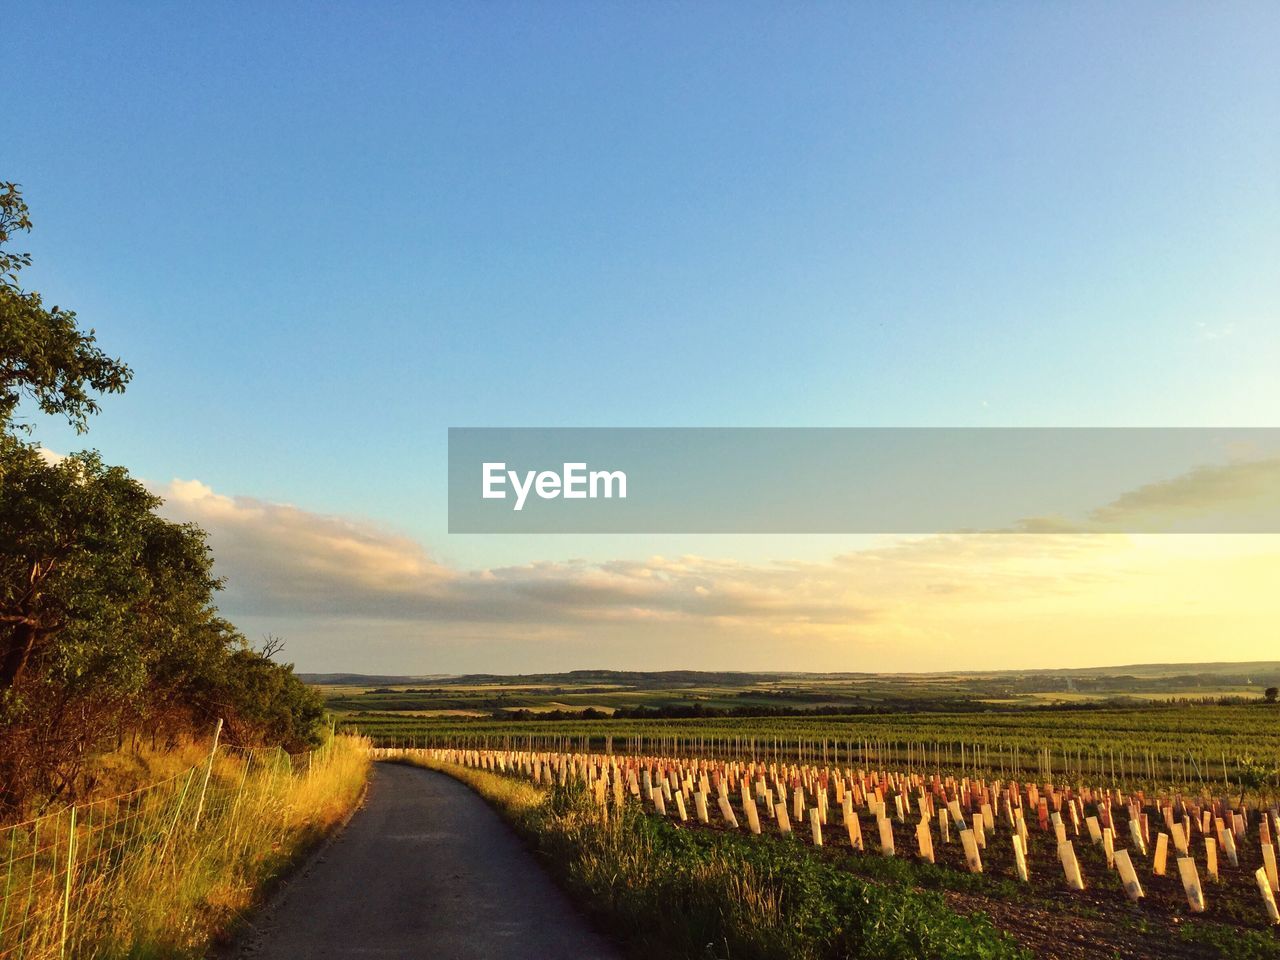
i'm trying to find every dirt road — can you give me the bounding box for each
[231,762,623,959]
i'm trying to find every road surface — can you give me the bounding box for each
[232,762,624,959]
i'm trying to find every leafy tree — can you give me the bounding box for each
[0,183,323,811]
[217,646,325,751]
[0,440,222,797]
[0,183,131,434]
[1266,686,1278,703]
[0,442,216,689]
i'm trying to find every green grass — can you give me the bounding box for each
[397,756,1029,960]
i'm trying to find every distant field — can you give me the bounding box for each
[316,665,1280,791]
[315,663,1280,722]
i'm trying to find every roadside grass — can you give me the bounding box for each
[1,734,370,959]
[394,756,1029,960]
[114,734,371,959]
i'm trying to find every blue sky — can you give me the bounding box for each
[8,3,1280,670]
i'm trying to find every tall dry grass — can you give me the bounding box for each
[1,733,370,960]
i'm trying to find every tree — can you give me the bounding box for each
[214,646,325,751]
[0,441,217,688]
[1265,687,1278,703]
[0,438,224,798]
[0,183,131,434]
[0,183,323,811]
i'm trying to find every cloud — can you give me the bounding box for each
[1010,457,1280,534]
[158,479,882,629]
[154,475,1136,640]
[1196,320,1238,341]
[151,467,1280,672]
[1086,458,1280,530]
[161,480,454,616]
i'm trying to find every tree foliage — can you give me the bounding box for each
[0,183,321,813]
[0,184,132,434]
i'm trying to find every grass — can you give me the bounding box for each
[0,734,370,959]
[395,755,1029,960]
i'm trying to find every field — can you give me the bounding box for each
[319,665,1280,957]
[311,663,1280,718]
[386,744,1280,959]
[392,751,1030,960]
[318,666,1280,791]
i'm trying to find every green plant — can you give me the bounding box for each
[400,756,1029,960]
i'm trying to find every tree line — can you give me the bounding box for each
[0,183,322,813]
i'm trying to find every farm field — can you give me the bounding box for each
[387,744,1280,959]
[317,668,1280,959]
[319,666,1280,792]
[310,663,1280,719]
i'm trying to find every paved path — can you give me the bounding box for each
[232,762,623,960]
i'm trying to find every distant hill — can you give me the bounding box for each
[301,662,1280,688]
[302,670,797,688]
[302,673,453,686]
[1029,661,1280,679]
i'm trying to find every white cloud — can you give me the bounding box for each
[152,473,1280,672]
[154,473,1144,655]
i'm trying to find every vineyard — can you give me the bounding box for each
[342,703,1280,793]
[386,742,1280,958]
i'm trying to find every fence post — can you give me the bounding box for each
[192,718,224,831]
[59,805,77,958]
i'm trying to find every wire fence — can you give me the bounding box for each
[0,730,354,960]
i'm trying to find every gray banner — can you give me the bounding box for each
[448,428,1280,533]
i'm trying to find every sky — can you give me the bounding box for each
[8,2,1280,673]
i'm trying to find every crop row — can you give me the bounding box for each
[380,744,1280,940]
[342,704,1280,791]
